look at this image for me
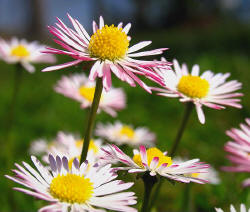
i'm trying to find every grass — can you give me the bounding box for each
[0,20,250,211]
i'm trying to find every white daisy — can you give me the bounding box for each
[54,73,126,117]
[0,37,56,72]
[6,155,137,212]
[173,157,220,184]
[29,139,49,155]
[42,14,171,92]
[101,144,210,184]
[215,204,249,212]
[29,131,104,166]
[222,118,250,187]
[95,121,155,147]
[153,58,243,124]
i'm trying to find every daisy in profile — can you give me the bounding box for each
[42,14,171,92]
[6,155,137,212]
[95,121,155,147]
[222,118,250,187]
[29,139,51,156]
[54,73,126,117]
[173,157,220,184]
[101,144,210,184]
[153,58,242,124]
[215,204,249,212]
[30,131,104,166]
[0,37,56,72]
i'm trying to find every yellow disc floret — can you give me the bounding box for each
[11,45,30,58]
[79,86,103,102]
[177,75,209,98]
[50,174,93,204]
[191,173,200,178]
[75,139,99,154]
[119,126,135,139]
[88,25,129,61]
[133,147,172,168]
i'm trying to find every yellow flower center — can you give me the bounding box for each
[133,147,172,168]
[79,86,103,102]
[184,173,200,178]
[50,174,93,204]
[88,25,129,61]
[191,173,200,178]
[75,139,99,154]
[177,75,209,98]
[119,126,135,139]
[11,45,30,58]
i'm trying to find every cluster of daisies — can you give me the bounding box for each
[1,14,249,212]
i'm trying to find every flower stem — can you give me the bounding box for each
[4,64,23,212]
[148,177,163,210]
[141,173,157,212]
[80,77,103,164]
[181,184,193,212]
[6,64,23,134]
[170,102,194,157]
[148,102,194,210]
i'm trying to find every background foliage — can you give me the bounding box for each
[0,1,250,211]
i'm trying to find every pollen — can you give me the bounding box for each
[133,147,172,168]
[79,86,103,102]
[50,174,93,204]
[177,75,209,98]
[88,25,129,61]
[119,126,135,139]
[191,173,200,178]
[11,45,30,58]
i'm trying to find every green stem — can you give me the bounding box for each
[6,64,23,133]
[148,177,163,210]
[148,102,194,210]
[181,184,192,212]
[4,64,23,212]
[170,102,194,157]
[80,77,103,164]
[141,173,157,212]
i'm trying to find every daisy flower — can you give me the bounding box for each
[6,155,137,212]
[29,139,50,155]
[42,14,171,92]
[54,73,126,117]
[173,157,220,184]
[215,204,249,212]
[95,121,155,147]
[0,37,56,72]
[101,144,210,184]
[222,118,250,187]
[153,58,243,124]
[30,131,104,167]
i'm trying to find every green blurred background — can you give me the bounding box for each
[0,0,250,211]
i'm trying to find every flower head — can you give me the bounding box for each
[222,118,250,187]
[42,14,171,92]
[101,144,210,184]
[29,131,104,166]
[6,155,137,212]
[215,204,249,212]
[153,58,243,124]
[173,157,220,184]
[95,121,155,147]
[29,139,49,155]
[54,73,126,116]
[0,37,56,72]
